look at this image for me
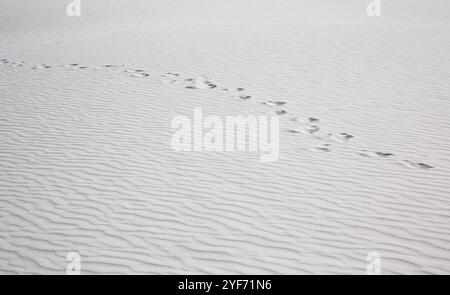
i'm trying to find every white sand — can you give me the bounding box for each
[1,0,449,274]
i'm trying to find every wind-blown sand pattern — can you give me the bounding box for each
[1,0,450,274]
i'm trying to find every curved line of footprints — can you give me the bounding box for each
[1,58,434,170]
[1,59,150,78]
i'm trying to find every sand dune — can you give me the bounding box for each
[1,1,450,274]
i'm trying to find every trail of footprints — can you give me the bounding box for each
[1,59,150,78]
[160,72,434,169]
[1,58,434,170]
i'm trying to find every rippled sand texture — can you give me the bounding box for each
[1,23,450,274]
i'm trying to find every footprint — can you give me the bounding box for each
[359,150,394,158]
[161,73,180,83]
[32,64,51,69]
[414,163,434,169]
[306,125,320,134]
[205,81,217,89]
[130,72,149,78]
[289,117,320,125]
[262,101,286,107]
[285,124,319,135]
[192,78,217,89]
[11,62,25,67]
[275,110,287,116]
[61,64,79,70]
[124,69,143,73]
[102,64,125,70]
[162,78,177,84]
[328,133,354,142]
[397,160,434,169]
[236,95,251,100]
[285,129,301,134]
[375,152,394,157]
[297,125,320,135]
[310,144,331,152]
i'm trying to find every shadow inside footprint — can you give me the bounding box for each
[416,163,434,169]
[329,133,354,142]
[32,64,51,69]
[285,129,301,134]
[311,144,331,152]
[262,101,286,107]
[205,82,217,89]
[131,72,149,78]
[359,150,394,158]
[375,152,394,157]
[398,160,434,169]
[315,147,331,152]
